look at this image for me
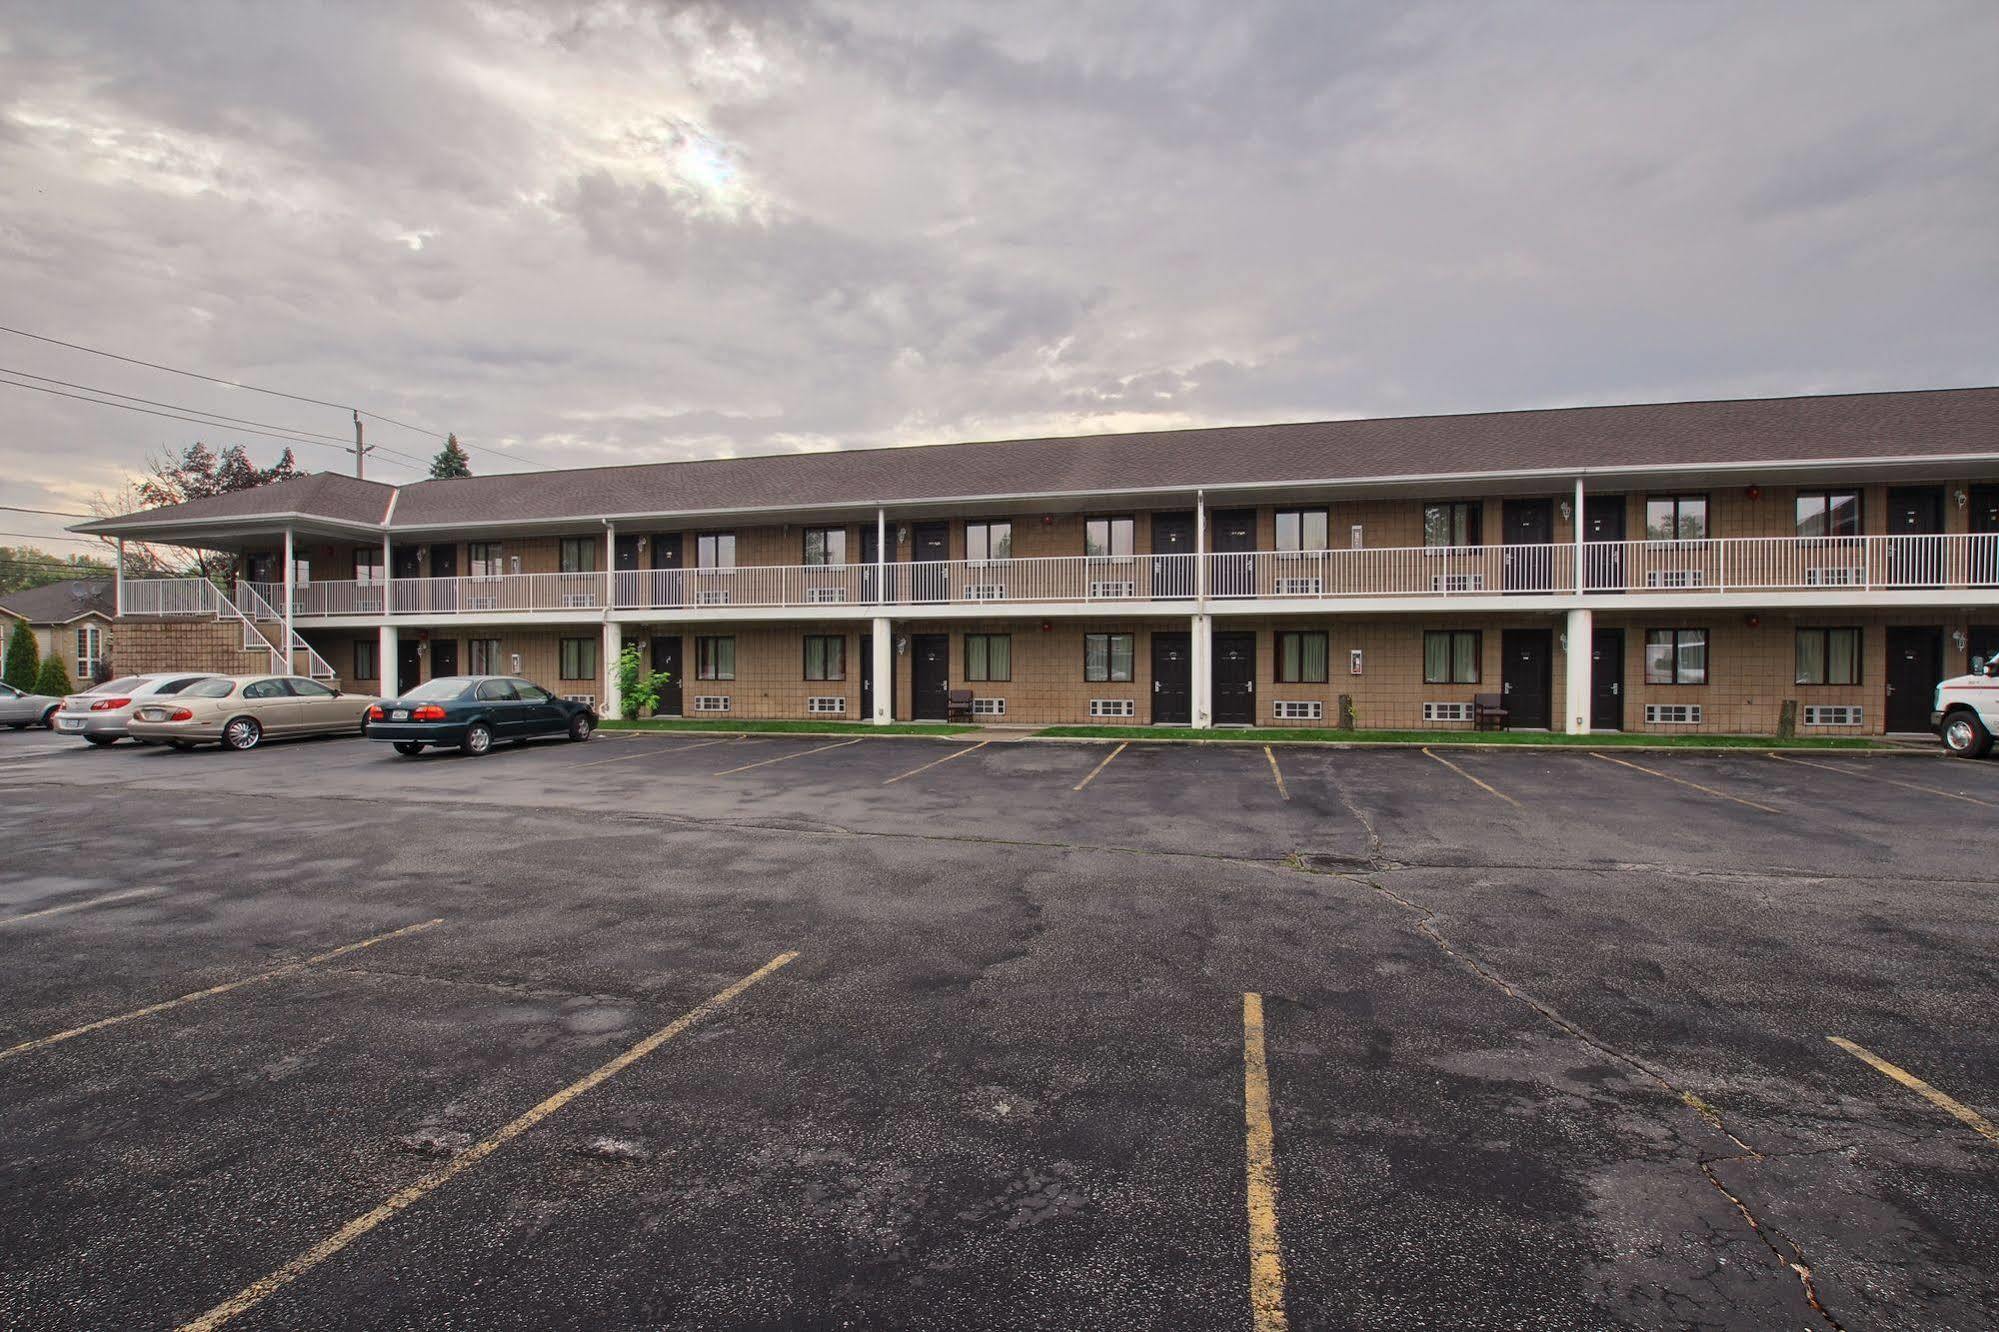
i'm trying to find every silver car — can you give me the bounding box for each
[51,673,220,746]
[0,681,61,729]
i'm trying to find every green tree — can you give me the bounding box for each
[429,433,472,479]
[614,642,672,719]
[33,653,72,699]
[3,617,39,691]
[0,546,114,596]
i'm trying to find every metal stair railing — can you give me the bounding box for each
[230,582,336,679]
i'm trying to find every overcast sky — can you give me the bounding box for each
[3,0,1996,555]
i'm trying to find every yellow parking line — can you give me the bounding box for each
[1827,1036,1998,1146]
[1422,747,1520,807]
[1241,993,1289,1332]
[176,950,800,1332]
[882,740,990,785]
[574,733,744,767]
[1072,741,1128,792]
[714,737,862,776]
[0,887,162,927]
[1262,746,1291,801]
[1591,752,1782,814]
[1767,752,1997,809]
[0,919,443,1064]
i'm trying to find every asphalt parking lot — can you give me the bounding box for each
[1,729,1994,1330]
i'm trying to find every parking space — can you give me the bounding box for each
[2,731,1996,1329]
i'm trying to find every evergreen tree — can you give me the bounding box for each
[3,618,39,691]
[33,653,72,699]
[429,434,473,479]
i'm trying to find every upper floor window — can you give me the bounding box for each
[354,548,384,585]
[1796,491,1861,539]
[1274,509,1329,552]
[697,533,737,569]
[468,542,503,578]
[1085,517,1134,558]
[1424,502,1480,547]
[559,538,598,573]
[803,527,847,566]
[1645,496,1708,542]
[966,521,1013,562]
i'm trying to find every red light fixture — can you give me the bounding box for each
[167,707,194,722]
[1746,484,1762,501]
[89,697,132,711]
[1745,614,1762,629]
[412,705,447,721]
[367,705,386,721]
[1040,620,1053,633]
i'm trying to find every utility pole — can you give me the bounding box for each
[350,409,375,479]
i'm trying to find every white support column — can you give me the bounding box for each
[871,616,893,724]
[1195,489,1207,605]
[601,620,623,721]
[1573,475,1586,593]
[1191,612,1213,729]
[381,531,393,613]
[1564,607,1593,735]
[281,526,296,674]
[378,622,399,696]
[604,520,617,604]
[114,539,125,616]
[875,507,887,605]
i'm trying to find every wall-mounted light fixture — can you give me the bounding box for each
[1558,632,1567,653]
[897,525,910,545]
[1953,628,1968,652]
[895,634,910,655]
[1957,488,1970,511]
[510,555,522,575]
[1558,500,1572,523]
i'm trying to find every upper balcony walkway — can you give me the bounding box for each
[119,533,1999,622]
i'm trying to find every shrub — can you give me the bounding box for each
[34,655,73,699]
[3,619,38,692]
[614,642,673,720]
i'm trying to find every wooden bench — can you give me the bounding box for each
[945,689,976,723]
[1472,693,1509,731]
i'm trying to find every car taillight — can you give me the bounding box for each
[411,705,447,721]
[367,705,385,721]
[89,697,132,711]
[168,707,194,722]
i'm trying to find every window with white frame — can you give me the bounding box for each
[1795,627,1860,686]
[1089,698,1136,718]
[1802,705,1864,726]
[1272,700,1323,720]
[807,696,846,714]
[1423,702,1473,722]
[970,697,1005,715]
[1645,703,1703,724]
[1085,633,1134,682]
[692,695,731,712]
[75,624,102,679]
[1645,628,1708,685]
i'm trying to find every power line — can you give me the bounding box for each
[0,530,118,546]
[0,365,369,448]
[0,374,429,473]
[0,323,554,470]
[0,503,95,519]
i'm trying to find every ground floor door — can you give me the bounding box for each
[396,640,422,695]
[1885,626,1942,733]
[650,635,683,716]
[1590,628,1623,731]
[1502,628,1553,729]
[1151,631,1191,724]
[1211,631,1255,725]
[911,633,949,719]
[860,634,891,720]
[430,639,458,678]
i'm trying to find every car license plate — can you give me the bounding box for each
[55,717,83,731]
[140,708,167,721]
[392,709,409,721]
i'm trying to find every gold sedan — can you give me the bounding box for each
[125,674,374,751]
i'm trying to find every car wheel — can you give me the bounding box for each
[85,735,118,747]
[393,741,425,756]
[39,706,58,729]
[567,713,595,742]
[168,740,194,751]
[6,722,24,731]
[461,722,493,756]
[1941,709,1993,759]
[222,716,263,751]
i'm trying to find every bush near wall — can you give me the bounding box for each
[33,656,73,698]
[3,619,38,691]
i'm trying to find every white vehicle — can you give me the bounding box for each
[51,673,218,746]
[1933,658,1999,758]
[0,681,61,729]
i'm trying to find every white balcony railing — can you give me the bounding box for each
[116,533,1999,622]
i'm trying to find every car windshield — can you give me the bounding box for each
[90,677,144,694]
[184,678,238,699]
[402,677,472,701]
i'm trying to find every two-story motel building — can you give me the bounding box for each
[79,386,1999,737]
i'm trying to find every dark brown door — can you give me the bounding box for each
[860,525,886,604]
[613,535,643,607]
[1884,626,1941,733]
[1886,487,1945,586]
[911,633,949,719]
[1502,629,1552,729]
[1210,509,1257,598]
[1969,625,1999,676]
[859,633,891,719]
[1151,631,1192,724]
[244,552,278,585]
[1582,495,1626,591]
[1152,512,1196,598]
[392,546,423,580]
[430,639,458,678]
[1590,628,1623,731]
[1970,485,1999,587]
[650,635,682,716]
[427,545,458,612]
[396,640,422,695]
[430,546,457,579]
[1212,631,1255,725]
[651,533,683,608]
[1502,499,1555,592]
[913,523,949,603]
